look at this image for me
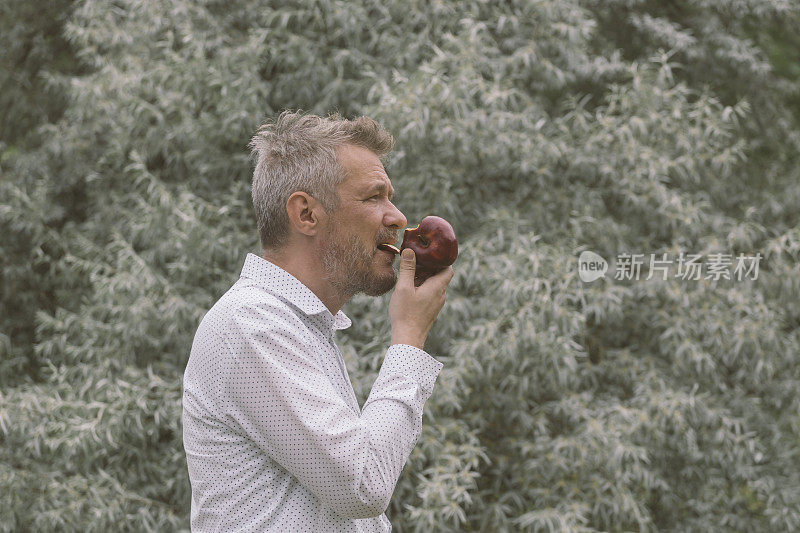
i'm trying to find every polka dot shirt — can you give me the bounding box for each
[182,253,443,532]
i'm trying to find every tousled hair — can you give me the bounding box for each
[249,111,394,253]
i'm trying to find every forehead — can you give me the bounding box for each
[336,144,393,192]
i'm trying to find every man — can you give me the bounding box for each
[182,111,455,532]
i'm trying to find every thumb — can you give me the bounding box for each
[399,248,416,281]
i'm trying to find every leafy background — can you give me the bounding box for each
[2,0,800,531]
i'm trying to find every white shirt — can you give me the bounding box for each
[182,253,443,532]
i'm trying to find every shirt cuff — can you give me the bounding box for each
[382,344,444,398]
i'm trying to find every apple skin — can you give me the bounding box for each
[400,215,458,286]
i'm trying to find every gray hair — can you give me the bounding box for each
[249,111,394,253]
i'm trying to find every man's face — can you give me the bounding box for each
[318,144,407,297]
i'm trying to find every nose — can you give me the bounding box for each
[384,201,407,231]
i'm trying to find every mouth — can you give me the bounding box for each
[377,243,401,255]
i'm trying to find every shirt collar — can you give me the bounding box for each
[240,253,352,331]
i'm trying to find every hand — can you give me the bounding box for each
[388,248,455,350]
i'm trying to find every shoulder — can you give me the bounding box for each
[203,280,311,345]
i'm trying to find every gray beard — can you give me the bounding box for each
[320,232,397,298]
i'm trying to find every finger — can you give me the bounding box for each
[444,265,455,282]
[398,248,416,287]
[430,265,455,284]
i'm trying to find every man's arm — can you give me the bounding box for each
[221,304,442,519]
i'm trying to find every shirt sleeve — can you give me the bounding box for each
[220,304,443,519]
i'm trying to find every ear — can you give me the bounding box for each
[285,191,327,237]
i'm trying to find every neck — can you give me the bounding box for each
[262,245,350,316]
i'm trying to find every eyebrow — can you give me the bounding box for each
[368,183,395,200]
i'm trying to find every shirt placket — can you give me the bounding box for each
[325,330,361,414]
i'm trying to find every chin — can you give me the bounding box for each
[322,233,398,297]
[362,268,397,296]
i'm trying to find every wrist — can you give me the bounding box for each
[390,334,426,350]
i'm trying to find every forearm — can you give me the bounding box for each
[354,344,443,508]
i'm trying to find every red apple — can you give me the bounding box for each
[401,215,458,286]
[376,216,458,286]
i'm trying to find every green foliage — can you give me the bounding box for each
[2,0,800,531]
[0,0,78,148]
